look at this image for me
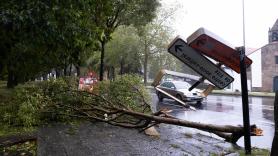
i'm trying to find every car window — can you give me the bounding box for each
[169,82,175,89]
[174,81,191,89]
[161,82,170,88]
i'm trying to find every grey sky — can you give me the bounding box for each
[163,0,278,49]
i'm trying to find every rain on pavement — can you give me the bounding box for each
[151,92,275,150]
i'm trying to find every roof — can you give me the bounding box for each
[245,47,259,56]
[270,19,278,31]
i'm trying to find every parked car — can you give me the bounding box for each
[156,81,204,104]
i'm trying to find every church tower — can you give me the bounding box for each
[269,19,278,43]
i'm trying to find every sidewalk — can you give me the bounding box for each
[212,90,275,97]
[37,122,242,156]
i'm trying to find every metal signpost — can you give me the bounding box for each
[168,37,234,89]
[238,46,251,154]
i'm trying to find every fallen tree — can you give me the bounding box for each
[0,75,262,148]
[42,89,262,144]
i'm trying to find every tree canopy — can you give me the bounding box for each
[92,0,160,80]
[0,0,160,87]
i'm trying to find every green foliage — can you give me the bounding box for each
[0,0,97,87]
[0,141,37,156]
[97,74,151,112]
[237,148,270,156]
[0,77,78,128]
[106,26,142,75]
[0,75,151,129]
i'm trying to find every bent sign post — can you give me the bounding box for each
[168,37,234,89]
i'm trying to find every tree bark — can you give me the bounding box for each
[56,69,61,78]
[42,74,48,81]
[143,39,148,86]
[99,40,105,81]
[69,64,72,76]
[76,66,80,77]
[271,91,278,156]
[64,64,67,76]
[7,68,17,88]
[120,59,124,75]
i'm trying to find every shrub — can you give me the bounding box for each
[96,74,151,113]
[0,75,152,129]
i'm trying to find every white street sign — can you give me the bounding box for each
[168,37,234,89]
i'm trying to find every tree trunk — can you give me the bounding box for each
[111,66,115,80]
[56,69,61,78]
[76,66,80,77]
[64,64,67,76]
[120,59,124,75]
[7,68,17,88]
[271,91,278,156]
[99,40,105,81]
[68,64,72,76]
[0,63,3,78]
[42,74,48,81]
[143,39,148,86]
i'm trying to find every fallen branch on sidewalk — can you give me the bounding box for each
[41,90,262,144]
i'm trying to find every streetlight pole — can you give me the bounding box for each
[241,0,251,154]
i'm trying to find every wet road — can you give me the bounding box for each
[151,93,275,149]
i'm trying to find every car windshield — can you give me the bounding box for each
[174,81,191,89]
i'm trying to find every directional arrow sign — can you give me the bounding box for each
[187,28,252,73]
[168,37,234,89]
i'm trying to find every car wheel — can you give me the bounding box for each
[158,92,163,102]
[196,100,202,105]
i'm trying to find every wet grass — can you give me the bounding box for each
[0,81,37,155]
[237,147,270,156]
[183,132,193,138]
[170,144,181,149]
[0,140,37,156]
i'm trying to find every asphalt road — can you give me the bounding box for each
[151,92,275,149]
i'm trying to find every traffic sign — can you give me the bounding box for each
[168,37,234,89]
[187,27,252,73]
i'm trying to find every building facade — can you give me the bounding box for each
[244,19,278,92]
[227,19,278,92]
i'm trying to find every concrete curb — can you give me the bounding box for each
[212,90,275,97]
[145,86,275,97]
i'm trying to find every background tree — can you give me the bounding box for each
[92,0,160,81]
[0,0,97,87]
[105,26,142,79]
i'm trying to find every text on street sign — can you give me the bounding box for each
[168,37,234,89]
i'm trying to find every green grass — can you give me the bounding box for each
[0,140,37,156]
[237,148,270,156]
[183,132,193,138]
[170,144,181,149]
[0,81,13,102]
[0,81,37,155]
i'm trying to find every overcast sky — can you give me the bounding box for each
[162,0,278,49]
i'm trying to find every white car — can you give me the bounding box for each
[156,81,204,104]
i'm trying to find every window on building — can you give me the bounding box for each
[276,56,278,64]
[272,32,278,42]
